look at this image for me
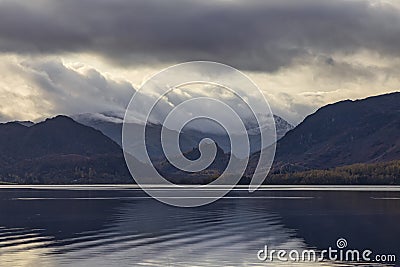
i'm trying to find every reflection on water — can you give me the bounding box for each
[0,186,399,267]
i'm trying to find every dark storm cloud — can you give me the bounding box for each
[0,0,399,71]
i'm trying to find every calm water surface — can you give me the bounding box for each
[0,186,399,267]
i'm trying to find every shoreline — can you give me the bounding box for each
[1,184,400,191]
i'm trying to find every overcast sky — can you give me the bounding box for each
[0,0,399,125]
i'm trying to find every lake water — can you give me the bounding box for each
[0,185,399,267]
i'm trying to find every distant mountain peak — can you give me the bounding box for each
[244,114,294,141]
[45,115,75,123]
[74,112,294,158]
[71,112,127,124]
[8,121,35,127]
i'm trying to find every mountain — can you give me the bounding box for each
[249,92,400,174]
[1,92,399,185]
[0,115,132,184]
[73,112,294,158]
[72,113,201,159]
[274,115,295,139]
[14,121,35,127]
[154,142,236,184]
[71,113,124,145]
[245,114,294,138]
